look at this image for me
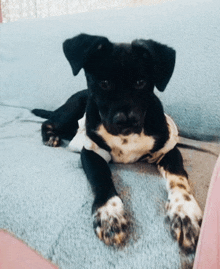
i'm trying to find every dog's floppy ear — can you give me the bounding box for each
[132,39,176,92]
[63,33,112,76]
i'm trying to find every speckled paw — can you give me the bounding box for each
[93,196,129,247]
[166,193,203,254]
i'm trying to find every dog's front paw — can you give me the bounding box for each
[45,135,61,147]
[93,196,129,247]
[166,192,203,254]
[41,122,61,147]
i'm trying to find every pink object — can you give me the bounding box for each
[194,155,220,269]
[0,231,58,269]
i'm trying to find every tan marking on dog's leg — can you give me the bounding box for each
[159,168,191,193]
[46,124,53,129]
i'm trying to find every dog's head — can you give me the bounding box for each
[63,34,175,135]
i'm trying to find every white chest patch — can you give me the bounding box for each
[96,125,155,163]
[68,114,179,164]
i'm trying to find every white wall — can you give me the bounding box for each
[1,0,171,23]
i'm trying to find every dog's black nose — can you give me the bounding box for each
[113,111,140,126]
[128,111,141,123]
[113,112,127,125]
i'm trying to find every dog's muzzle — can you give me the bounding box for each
[111,111,142,135]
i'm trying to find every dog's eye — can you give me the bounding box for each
[99,80,111,90]
[135,80,146,89]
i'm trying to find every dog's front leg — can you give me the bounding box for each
[157,147,202,254]
[81,147,129,246]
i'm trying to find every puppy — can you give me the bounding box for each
[32,33,202,254]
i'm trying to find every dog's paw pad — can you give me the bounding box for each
[167,195,202,254]
[93,196,129,246]
[45,135,61,147]
[170,214,201,254]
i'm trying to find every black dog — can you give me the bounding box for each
[32,33,202,253]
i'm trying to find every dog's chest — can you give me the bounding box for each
[97,125,155,163]
[69,114,178,165]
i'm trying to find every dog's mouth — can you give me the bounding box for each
[103,122,142,136]
[119,127,136,136]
